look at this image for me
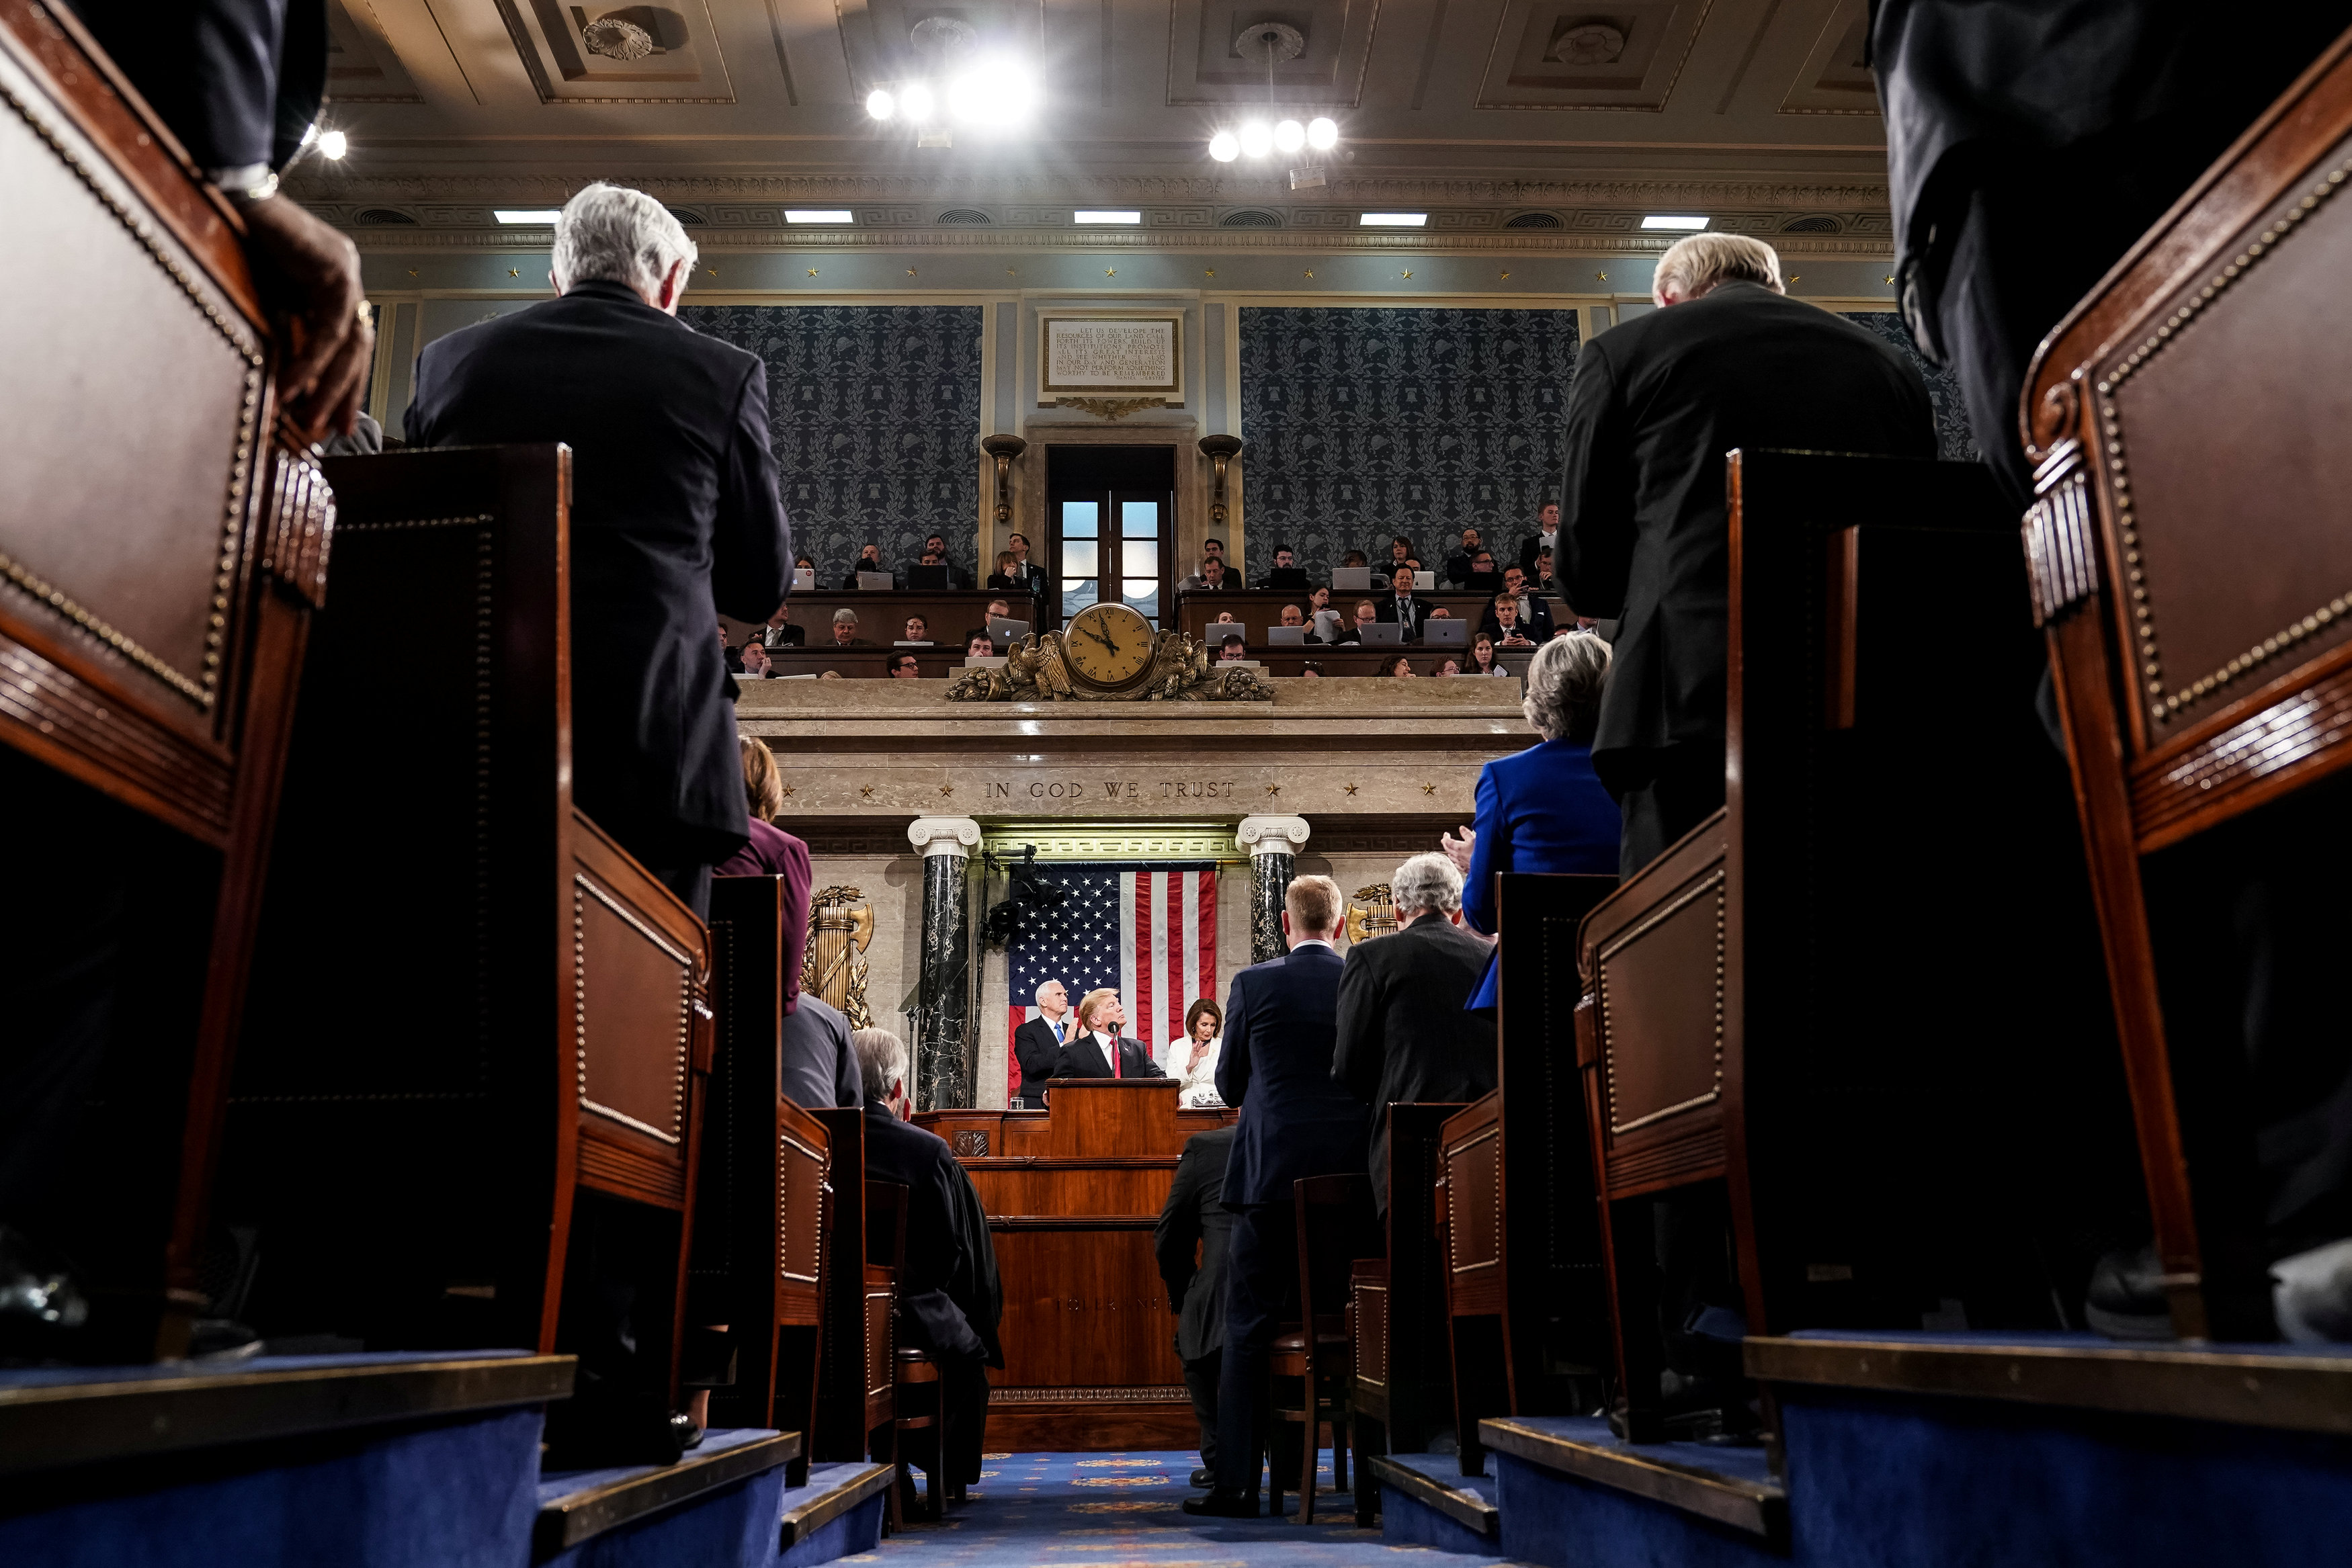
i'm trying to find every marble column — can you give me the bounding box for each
[907,816,981,1111]
[1236,814,1312,964]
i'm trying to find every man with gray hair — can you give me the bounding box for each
[1332,853,1497,1216]
[1560,230,1935,874]
[409,181,794,919]
[851,1028,1002,1503]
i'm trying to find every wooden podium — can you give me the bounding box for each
[918,1080,1234,1449]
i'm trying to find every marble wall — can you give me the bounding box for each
[801,852,927,1051]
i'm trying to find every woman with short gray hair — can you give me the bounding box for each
[1440,632,1622,1005]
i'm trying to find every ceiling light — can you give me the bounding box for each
[785,210,854,223]
[1641,214,1709,230]
[866,88,895,120]
[1307,116,1337,149]
[1359,212,1427,226]
[946,58,1035,125]
[494,210,563,224]
[1274,118,1305,153]
[1075,211,1142,224]
[1209,130,1239,162]
[318,129,348,160]
[900,82,935,120]
[1238,121,1272,158]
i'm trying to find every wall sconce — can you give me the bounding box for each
[1199,434,1243,527]
[980,433,1027,527]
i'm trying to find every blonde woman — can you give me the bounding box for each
[1164,999,1224,1108]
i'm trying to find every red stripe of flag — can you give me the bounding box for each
[1197,869,1216,1018]
[1165,868,1183,1049]
[1133,871,1152,1074]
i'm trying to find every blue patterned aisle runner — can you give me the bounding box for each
[849,1450,1518,1567]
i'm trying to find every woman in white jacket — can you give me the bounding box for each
[1163,998,1224,1108]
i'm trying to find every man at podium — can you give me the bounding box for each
[1053,990,1167,1080]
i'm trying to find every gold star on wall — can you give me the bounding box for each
[1343,783,1358,795]
[706,268,718,277]
[1595,270,1609,283]
[1401,269,1414,279]
[1499,271,1512,281]
[1883,275,1896,286]
[507,268,519,277]
[1105,267,1117,277]
[1265,784,1281,797]
[1302,270,1315,280]
[939,784,954,797]
[1421,783,1437,795]
[906,269,918,278]
[1204,269,1216,278]
[808,268,819,277]
[859,784,876,798]
[1789,274,1802,285]
[1007,268,1017,276]
[780,784,796,798]
[406,268,419,277]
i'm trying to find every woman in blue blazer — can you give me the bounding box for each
[1446,634,1622,1004]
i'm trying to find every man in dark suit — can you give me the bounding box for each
[1477,566,1555,643]
[1562,232,1935,875]
[1052,990,1167,1080]
[1154,1123,1237,1487]
[855,1028,1002,1497]
[1332,854,1496,1217]
[991,532,1051,605]
[841,544,887,588]
[909,532,975,590]
[1011,979,1077,1104]
[1517,502,1562,575]
[1443,528,1484,587]
[757,604,806,648]
[408,184,794,918]
[1378,576,1431,642]
[1187,876,1368,1518]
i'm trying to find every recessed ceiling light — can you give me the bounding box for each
[1640,214,1709,230]
[1359,212,1427,227]
[1075,210,1142,224]
[494,210,562,224]
[785,210,855,223]
[319,129,348,160]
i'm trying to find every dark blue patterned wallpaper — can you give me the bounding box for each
[1237,307,1580,582]
[1840,311,1979,464]
[679,304,983,582]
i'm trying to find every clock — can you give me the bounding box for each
[1060,602,1155,692]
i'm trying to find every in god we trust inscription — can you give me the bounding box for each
[980,777,1241,802]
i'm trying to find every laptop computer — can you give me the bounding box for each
[988,617,1032,646]
[1265,567,1311,590]
[1265,625,1307,645]
[906,564,951,591]
[1462,570,1502,595]
[1423,618,1469,648]
[1357,622,1404,646]
[1413,570,1438,591]
[855,570,895,591]
[792,566,815,591]
[892,640,934,647]
[1331,567,1373,592]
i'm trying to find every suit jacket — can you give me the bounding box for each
[1378,595,1432,640]
[1443,550,1482,586]
[1153,1125,1236,1362]
[1216,944,1368,1208]
[905,558,975,590]
[1011,1014,1073,1100]
[862,1103,1003,1366]
[1560,282,1934,791]
[1517,533,1563,574]
[72,0,324,173]
[408,281,794,865]
[1332,916,1497,1213]
[1053,1031,1167,1081]
[759,623,806,647]
[779,994,861,1110]
[1477,595,1556,643]
[1462,738,1621,936]
[988,563,1050,602]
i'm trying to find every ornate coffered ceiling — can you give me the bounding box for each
[296,0,1892,251]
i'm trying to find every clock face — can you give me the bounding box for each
[1062,602,1155,689]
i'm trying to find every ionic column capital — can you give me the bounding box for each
[1236,814,1311,857]
[907,816,982,858]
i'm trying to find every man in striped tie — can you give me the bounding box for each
[1011,981,1075,1108]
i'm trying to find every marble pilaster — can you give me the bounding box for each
[1236,815,1312,964]
[907,816,981,1111]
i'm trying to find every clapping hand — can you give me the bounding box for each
[1440,824,1475,873]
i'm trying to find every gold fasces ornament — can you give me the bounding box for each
[950,603,1271,703]
[1345,882,1397,945]
[803,885,876,1027]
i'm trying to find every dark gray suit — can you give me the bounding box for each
[780,994,860,1110]
[1332,916,1497,1215]
[1154,1124,1236,1471]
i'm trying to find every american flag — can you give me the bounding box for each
[1005,864,1220,1101]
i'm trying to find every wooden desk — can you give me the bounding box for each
[724,590,1016,649]
[1177,589,1568,644]
[758,648,968,679]
[917,1080,1234,1449]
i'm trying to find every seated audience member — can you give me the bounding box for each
[986,598,1014,623]
[1445,527,1484,586]
[1383,654,1416,678]
[910,531,975,589]
[1429,607,1453,622]
[1564,232,1933,873]
[1384,537,1415,578]
[1214,611,1238,625]
[1484,595,1536,648]
[1013,980,1079,1102]
[1278,604,1306,630]
[795,553,817,574]
[1265,546,1310,589]
[966,633,996,658]
[1191,875,1366,1518]
[841,543,886,587]
[1463,549,1502,592]
[1442,635,1622,1005]
[1218,636,1247,663]
[852,1028,1002,1493]
[1379,572,1430,640]
[1154,1111,1236,1488]
[1335,599,1380,644]
[1534,546,1558,592]
[1436,657,1462,676]
[1179,556,1234,592]
[1518,500,1562,575]
[992,533,1049,601]
[1495,566,1556,638]
[818,670,843,679]
[1341,550,1370,569]
[1334,852,1495,1214]
[903,615,931,644]
[1054,990,1167,1079]
[919,549,946,573]
[716,738,853,1108]
[1164,1000,1225,1107]
[739,641,772,678]
[888,652,921,679]
[760,602,805,647]
[716,736,811,887]
[833,609,872,646]
[1467,631,1508,675]
[721,622,745,674]
[1202,536,1245,586]
[1300,662,1323,679]
[989,551,1021,591]
[1305,587,1343,642]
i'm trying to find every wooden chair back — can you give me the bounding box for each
[2020,29,2352,1338]
[811,1107,894,1459]
[0,0,328,1358]
[1351,1103,1464,1451]
[221,448,710,1423]
[1437,1092,1503,1473]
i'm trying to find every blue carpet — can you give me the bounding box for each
[1377,1452,1503,1557]
[846,1450,1470,1568]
